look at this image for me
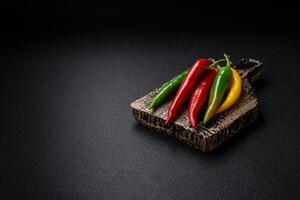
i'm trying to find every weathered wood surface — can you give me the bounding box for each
[130,58,263,152]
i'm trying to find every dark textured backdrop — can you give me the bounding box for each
[1,1,300,199]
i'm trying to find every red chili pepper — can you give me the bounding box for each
[188,69,217,128]
[165,58,208,124]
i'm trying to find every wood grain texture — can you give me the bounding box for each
[131,58,263,152]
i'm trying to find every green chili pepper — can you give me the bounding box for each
[203,54,232,124]
[149,68,188,109]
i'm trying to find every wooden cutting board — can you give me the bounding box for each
[130,58,263,152]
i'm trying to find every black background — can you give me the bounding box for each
[2,1,300,199]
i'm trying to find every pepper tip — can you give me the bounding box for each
[190,120,197,128]
[203,117,209,126]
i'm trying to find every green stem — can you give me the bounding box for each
[223,54,231,67]
[208,59,225,69]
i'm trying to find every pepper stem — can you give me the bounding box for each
[224,54,231,67]
[208,59,225,69]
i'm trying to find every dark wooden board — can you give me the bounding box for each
[130,58,263,152]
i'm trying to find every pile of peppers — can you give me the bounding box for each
[149,54,242,127]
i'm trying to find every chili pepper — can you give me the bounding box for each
[189,69,217,128]
[165,58,209,125]
[149,68,188,109]
[216,68,242,114]
[203,54,232,124]
[150,59,225,109]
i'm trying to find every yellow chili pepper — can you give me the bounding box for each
[216,68,242,114]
